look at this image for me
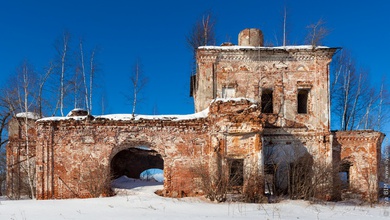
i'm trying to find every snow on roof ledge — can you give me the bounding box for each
[38,107,210,122]
[96,107,209,122]
[198,45,332,51]
[211,97,257,104]
[37,115,88,122]
[15,112,40,120]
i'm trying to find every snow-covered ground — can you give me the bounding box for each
[0,177,389,220]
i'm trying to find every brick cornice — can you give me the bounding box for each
[198,48,336,63]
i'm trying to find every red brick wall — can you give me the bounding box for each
[333,131,384,201]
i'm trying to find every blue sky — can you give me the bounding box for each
[0,0,389,119]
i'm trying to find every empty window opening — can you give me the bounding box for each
[228,159,244,186]
[339,162,351,189]
[297,89,309,114]
[222,87,236,99]
[261,89,273,113]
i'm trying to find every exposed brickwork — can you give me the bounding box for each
[6,28,384,202]
[333,131,384,201]
[6,116,37,199]
[111,148,163,179]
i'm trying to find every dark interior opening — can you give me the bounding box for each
[110,147,163,179]
[297,89,309,114]
[261,89,273,113]
[228,159,244,187]
[339,162,351,189]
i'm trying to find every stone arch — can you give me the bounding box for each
[109,141,164,180]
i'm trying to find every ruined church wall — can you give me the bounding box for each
[35,117,211,199]
[195,48,336,133]
[6,117,37,199]
[33,100,267,200]
[206,100,265,196]
[333,131,384,201]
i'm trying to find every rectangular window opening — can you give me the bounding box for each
[297,89,309,114]
[261,89,273,113]
[189,74,196,97]
[339,162,351,189]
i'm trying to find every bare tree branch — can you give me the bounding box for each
[305,19,329,46]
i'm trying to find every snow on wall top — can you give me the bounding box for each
[37,108,210,122]
[37,98,258,123]
[211,97,257,104]
[96,108,209,121]
[37,116,88,122]
[15,112,40,120]
[198,45,332,51]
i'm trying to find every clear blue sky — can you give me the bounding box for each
[0,0,389,118]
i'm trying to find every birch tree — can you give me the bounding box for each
[79,39,89,111]
[5,61,39,199]
[37,62,54,117]
[331,50,389,131]
[186,11,216,100]
[20,62,36,198]
[129,59,148,116]
[186,11,216,57]
[76,39,98,113]
[54,32,70,116]
[331,50,364,130]
[89,49,96,113]
[186,11,216,75]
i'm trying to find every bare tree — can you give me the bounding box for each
[37,62,54,117]
[305,19,329,46]
[76,39,98,114]
[187,11,216,54]
[89,48,96,113]
[0,98,11,149]
[129,59,148,116]
[331,50,389,131]
[59,32,70,116]
[282,6,289,46]
[0,97,11,196]
[186,11,216,73]
[6,61,39,199]
[79,39,89,111]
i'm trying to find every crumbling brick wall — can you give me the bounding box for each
[6,28,385,203]
[32,100,265,199]
[194,44,337,135]
[6,116,37,199]
[333,131,384,202]
[35,115,209,199]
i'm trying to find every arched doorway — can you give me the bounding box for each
[110,145,164,180]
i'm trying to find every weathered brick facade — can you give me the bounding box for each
[6,114,37,199]
[6,28,384,202]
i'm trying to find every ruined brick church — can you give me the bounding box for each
[7,28,384,202]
